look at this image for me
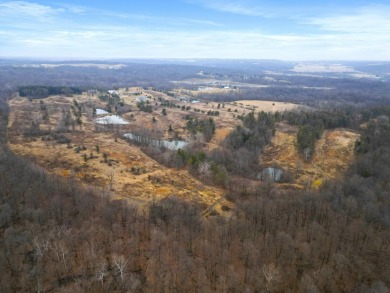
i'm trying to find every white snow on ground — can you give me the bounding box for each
[96,109,109,115]
[96,115,129,125]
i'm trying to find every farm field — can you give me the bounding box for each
[234,100,307,112]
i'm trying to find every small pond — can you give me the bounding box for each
[124,133,188,150]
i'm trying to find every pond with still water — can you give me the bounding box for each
[124,133,188,150]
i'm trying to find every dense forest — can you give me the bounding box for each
[0,63,209,91]
[18,86,83,99]
[0,64,389,292]
[196,84,390,106]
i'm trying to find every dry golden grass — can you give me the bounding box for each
[207,127,234,150]
[7,91,228,212]
[191,88,237,96]
[7,88,357,215]
[9,130,225,208]
[235,100,306,112]
[313,129,360,182]
[261,123,360,188]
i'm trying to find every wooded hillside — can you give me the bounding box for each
[0,65,389,292]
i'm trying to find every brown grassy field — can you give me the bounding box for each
[7,88,358,215]
[261,123,360,188]
[235,100,308,112]
[176,87,237,96]
[7,88,239,215]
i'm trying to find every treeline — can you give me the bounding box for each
[186,117,215,141]
[0,62,209,91]
[215,111,275,177]
[197,85,390,106]
[137,100,153,113]
[285,109,345,160]
[18,86,83,99]
[285,106,390,159]
[1,95,389,291]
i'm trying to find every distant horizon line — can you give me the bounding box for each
[1,57,390,62]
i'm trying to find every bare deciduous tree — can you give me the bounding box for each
[198,161,211,181]
[263,263,281,292]
[113,254,127,284]
[107,172,115,191]
[96,263,107,290]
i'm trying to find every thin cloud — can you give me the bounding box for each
[206,2,269,17]
[175,17,223,27]
[59,4,86,14]
[2,25,389,60]
[82,8,223,27]
[188,0,282,17]
[0,1,389,60]
[0,1,64,19]
[305,5,390,34]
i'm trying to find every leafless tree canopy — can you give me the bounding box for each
[0,62,389,292]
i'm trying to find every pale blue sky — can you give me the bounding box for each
[0,0,389,60]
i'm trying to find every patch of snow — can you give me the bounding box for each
[198,86,213,91]
[291,64,356,73]
[96,109,109,115]
[96,115,129,125]
[263,76,276,81]
[136,95,148,103]
[349,73,380,79]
